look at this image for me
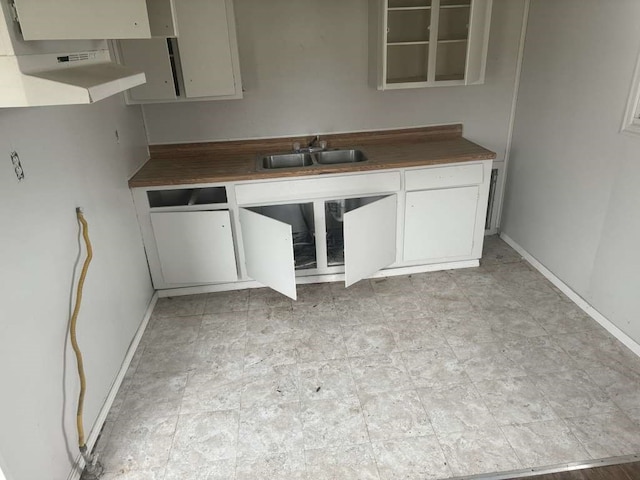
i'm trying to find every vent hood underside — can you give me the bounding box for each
[1,50,145,108]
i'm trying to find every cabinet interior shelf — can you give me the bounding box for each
[438,38,468,43]
[435,73,465,81]
[388,41,430,46]
[387,77,430,85]
[388,6,432,10]
[440,4,471,8]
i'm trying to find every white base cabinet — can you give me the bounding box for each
[131,160,492,298]
[150,211,237,284]
[237,194,398,299]
[404,186,479,261]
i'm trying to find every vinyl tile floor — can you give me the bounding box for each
[91,236,640,480]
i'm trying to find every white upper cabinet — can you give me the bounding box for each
[174,0,236,98]
[12,0,178,40]
[0,1,147,108]
[370,0,492,89]
[117,0,243,103]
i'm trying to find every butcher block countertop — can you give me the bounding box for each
[129,124,496,188]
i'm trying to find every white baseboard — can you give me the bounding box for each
[67,292,158,480]
[500,233,640,357]
[156,260,480,298]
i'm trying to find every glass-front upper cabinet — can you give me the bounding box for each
[370,0,492,89]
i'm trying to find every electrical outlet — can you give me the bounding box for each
[10,151,24,181]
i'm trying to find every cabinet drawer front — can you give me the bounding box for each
[405,163,484,191]
[235,171,401,205]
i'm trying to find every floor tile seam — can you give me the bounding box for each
[558,410,638,460]
[141,413,180,477]
[524,378,595,421]
[342,347,384,480]
[470,372,551,397]
[559,415,622,462]
[448,339,507,364]
[465,379,508,436]
[436,323,470,375]
[235,318,251,480]
[203,306,250,316]
[526,367,621,417]
[291,358,308,474]
[160,313,204,347]
[483,423,526,473]
[576,361,640,403]
[500,417,597,468]
[153,310,206,319]
[388,428,458,480]
[435,425,527,478]
[395,346,441,444]
[371,433,455,480]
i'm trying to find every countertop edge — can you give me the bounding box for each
[129,125,497,188]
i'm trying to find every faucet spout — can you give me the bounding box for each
[308,135,320,148]
[294,135,326,153]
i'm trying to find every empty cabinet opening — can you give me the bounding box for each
[387,44,429,83]
[435,41,467,81]
[147,187,227,207]
[387,10,431,43]
[437,5,470,41]
[440,0,471,6]
[388,0,432,8]
[325,196,386,267]
[249,203,316,270]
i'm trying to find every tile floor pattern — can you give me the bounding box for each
[92,237,640,480]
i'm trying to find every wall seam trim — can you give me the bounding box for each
[494,0,531,231]
[500,233,640,357]
[65,292,159,480]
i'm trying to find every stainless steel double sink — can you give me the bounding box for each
[258,149,368,170]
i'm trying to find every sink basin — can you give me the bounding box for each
[257,149,368,170]
[260,153,313,169]
[315,149,368,164]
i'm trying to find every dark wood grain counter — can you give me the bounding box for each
[129,124,496,188]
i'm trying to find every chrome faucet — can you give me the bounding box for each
[293,135,327,153]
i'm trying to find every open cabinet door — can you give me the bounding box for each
[344,195,397,287]
[239,208,297,300]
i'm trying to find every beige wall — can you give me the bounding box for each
[0,96,153,480]
[502,0,640,343]
[143,0,526,167]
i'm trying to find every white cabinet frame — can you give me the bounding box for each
[13,0,178,40]
[117,0,243,103]
[238,194,398,299]
[131,160,492,298]
[370,0,493,89]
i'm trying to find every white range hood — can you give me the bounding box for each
[0,1,147,108]
[1,49,145,107]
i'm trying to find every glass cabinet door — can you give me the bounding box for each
[434,0,471,82]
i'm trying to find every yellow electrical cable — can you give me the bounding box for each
[70,208,93,449]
